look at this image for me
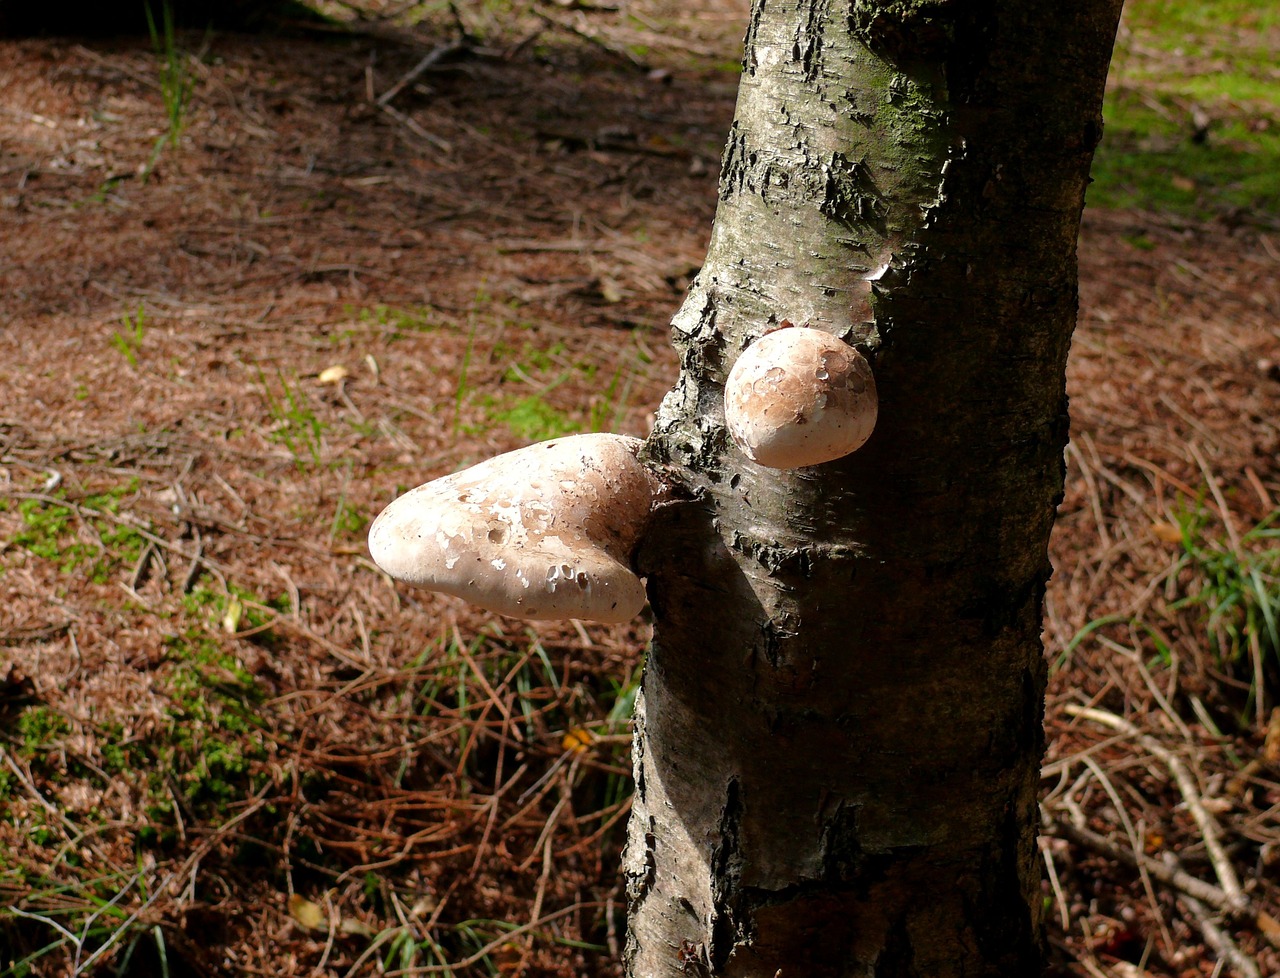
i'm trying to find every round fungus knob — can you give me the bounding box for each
[368,433,657,623]
[723,325,878,469]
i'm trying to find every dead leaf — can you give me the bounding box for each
[562,727,595,754]
[1151,521,1183,544]
[1256,909,1280,950]
[1263,707,1280,765]
[222,596,244,634]
[339,917,376,937]
[288,893,327,932]
[600,278,624,304]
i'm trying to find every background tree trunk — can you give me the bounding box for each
[0,0,320,36]
[628,1,1124,975]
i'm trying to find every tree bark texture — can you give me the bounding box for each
[627,2,1123,976]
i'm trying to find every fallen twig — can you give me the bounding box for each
[1045,809,1280,966]
[378,101,453,154]
[1065,703,1250,917]
[533,9,647,68]
[377,43,467,106]
[1042,808,1231,909]
[1181,892,1262,978]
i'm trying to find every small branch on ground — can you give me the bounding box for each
[377,43,469,107]
[1065,703,1251,917]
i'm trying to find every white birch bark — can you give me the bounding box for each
[626,1,1124,975]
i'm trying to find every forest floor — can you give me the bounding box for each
[1,1,1278,976]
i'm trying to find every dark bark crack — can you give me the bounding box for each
[708,778,747,972]
[792,0,830,84]
[820,151,887,233]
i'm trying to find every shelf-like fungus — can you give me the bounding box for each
[723,324,878,468]
[368,433,658,623]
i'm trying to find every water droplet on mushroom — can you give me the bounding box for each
[723,326,878,468]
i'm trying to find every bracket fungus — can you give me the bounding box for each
[723,324,878,469]
[368,433,658,623]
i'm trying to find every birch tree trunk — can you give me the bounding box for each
[627,2,1124,975]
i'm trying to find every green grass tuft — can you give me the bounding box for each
[1090,0,1280,219]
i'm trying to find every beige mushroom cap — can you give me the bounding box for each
[724,325,878,469]
[368,433,657,623]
